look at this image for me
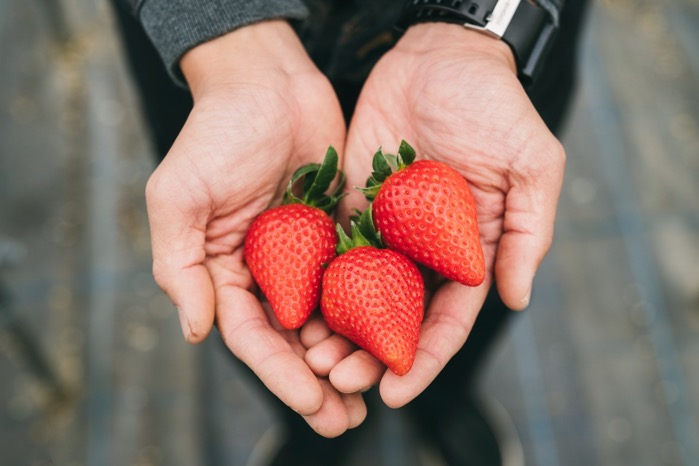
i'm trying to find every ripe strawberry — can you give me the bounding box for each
[244,147,345,330]
[321,214,424,376]
[361,141,485,287]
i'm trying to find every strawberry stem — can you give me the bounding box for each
[357,140,416,201]
[283,146,346,213]
[335,208,383,255]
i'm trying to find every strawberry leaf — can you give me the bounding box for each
[289,163,321,187]
[357,178,382,201]
[371,148,393,182]
[357,140,417,201]
[335,221,373,255]
[334,207,382,255]
[283,145,345,213]
[305,146,339,202]
[350,222,373,248]
[397,140,416,168]
[383,153,399,172]
[356,208,382,246]
[336,224,354,255]
[349,208,364,225]
[359,149,396,201]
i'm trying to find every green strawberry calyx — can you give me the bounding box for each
[358,140,416,202]
[336,208,383,255]
[283,145,347,214]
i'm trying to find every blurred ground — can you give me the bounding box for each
[1,1,698,465]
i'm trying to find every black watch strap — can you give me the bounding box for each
[396,0,559,85]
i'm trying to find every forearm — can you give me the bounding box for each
[115,0,309,84]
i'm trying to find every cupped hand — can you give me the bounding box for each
[304,23,565,407]
[145,21,364,437]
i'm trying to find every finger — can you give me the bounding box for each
[299,313,333,348]
[496,140,565,310]
[341,392,368,429]
[216,285,324,416]
[302,379,351,438]
[260,301,316,360]
[304,334,357,377]
[329,349,386,394]
[379,280,490,408]
[146,168,215,343]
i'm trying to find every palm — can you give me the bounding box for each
[344,33,538,272]
[195,80,341,295]
[150,67,343,302]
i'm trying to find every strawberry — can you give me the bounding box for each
[244,147,345,330]
[360,141,485,287]
[321,212,424,376]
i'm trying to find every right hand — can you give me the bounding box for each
[145,21,365,437]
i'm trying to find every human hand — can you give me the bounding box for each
[304,23,565,407]
[145,21,365,437]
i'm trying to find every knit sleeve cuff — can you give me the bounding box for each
[136,0,309,85]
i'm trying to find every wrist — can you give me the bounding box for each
[397,22,517,75]
[181,20,316,100]
[395,0,559,84]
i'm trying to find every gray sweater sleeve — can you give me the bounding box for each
[132,0,309,84]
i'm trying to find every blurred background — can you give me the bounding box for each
[1,0,698,465]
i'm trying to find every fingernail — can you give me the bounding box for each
[176,306,191,341]
[520,288,532,309]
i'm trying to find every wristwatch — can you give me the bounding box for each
[396,0,560,85]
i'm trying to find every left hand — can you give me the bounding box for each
[303,23,566,407]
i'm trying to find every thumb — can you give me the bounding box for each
[495,143,565,310]
[146,170,215,343]
[152,260,215,343]
[495,226,551,310]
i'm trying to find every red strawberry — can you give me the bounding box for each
[244,147,345,329]
[361,141,485,287]
[321,215,424,376]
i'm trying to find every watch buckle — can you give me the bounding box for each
[463,0,521,38]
